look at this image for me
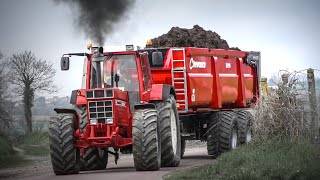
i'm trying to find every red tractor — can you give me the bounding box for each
[49,43,260,175]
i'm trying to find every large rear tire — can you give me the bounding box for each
[236,110,253,144]
[132,109,161,171]
[76,105,108,171]
[207,111,239,158]
[181,140,186,158]
[156,95,181,167]
[49,113,80,175]
[80,148,108,171]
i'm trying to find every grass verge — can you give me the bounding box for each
[0,136,29,169]
[17,131,49,156]
[165,139,320,180]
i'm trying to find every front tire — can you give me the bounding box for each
[49,113,80,175]
[156,95,181,167]
[207,111,239,158]
[132,109,161,171]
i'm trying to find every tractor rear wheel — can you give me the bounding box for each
[80,148,108,171]
[76,105,108,171]
[181,140,186,158]
[132,109,161,171]
[236,110,253,144]
[49,113,80,175]
[156,95,181,167]
[207,111,239,158]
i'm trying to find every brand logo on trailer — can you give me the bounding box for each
[189,58,206,69]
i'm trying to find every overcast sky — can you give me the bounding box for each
[0,0,319,97]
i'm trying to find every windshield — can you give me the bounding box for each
[91,54,139,92]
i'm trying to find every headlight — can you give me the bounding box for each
[106,118,113,124]
[90,119,97,125]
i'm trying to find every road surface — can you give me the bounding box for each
[18,147,213,180]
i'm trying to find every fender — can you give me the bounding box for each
[149,84,176,101]
[70,89,87,105]
[134,103,156,110]
[53,108,80,130]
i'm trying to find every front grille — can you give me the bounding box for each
[88,100,113,123]
[86,89,113,99]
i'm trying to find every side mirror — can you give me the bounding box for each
[152,52,163,67]
[246,53,259,66]
[61,56,70,71]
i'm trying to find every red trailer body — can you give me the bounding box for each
[148,47,260,112]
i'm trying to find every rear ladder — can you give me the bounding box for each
[171,48,188,112]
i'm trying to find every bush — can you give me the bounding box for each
[0,136,27,169]
[0,136,15,156]
[254,71,315,141]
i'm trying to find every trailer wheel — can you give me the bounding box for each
[181,140,186,158]
[76,106,108,171]
[132,109,161,171]
[207,111,239,158]
[49,113,80,175]
[236,110,253,144]
[156,95,181,167]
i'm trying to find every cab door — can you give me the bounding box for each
[137,53,153,102]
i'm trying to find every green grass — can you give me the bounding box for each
[0,136,28,169]
[165,139,320,180]
[17,132,49,156]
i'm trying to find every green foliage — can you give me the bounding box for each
[165,139,320,180]
[17,132,49,156]
[0,136,27,169]
[0,136,15,156]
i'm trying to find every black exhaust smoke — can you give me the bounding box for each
[55,0,134,46]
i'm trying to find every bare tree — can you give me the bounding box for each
[0,52,12,136]
[8,51,58,133]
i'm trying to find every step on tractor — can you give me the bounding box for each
[49,42,260,175]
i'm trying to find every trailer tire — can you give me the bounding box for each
[181,140,186,158]
[75,106,109,171]
[49,113,80,175]
[236,110,253,144]
[156,95,181,167]
[207,111,238,158]
[132,109,161,171]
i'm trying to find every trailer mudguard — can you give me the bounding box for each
[53,108,80,130]
[149,84,176,101]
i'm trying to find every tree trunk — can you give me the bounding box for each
[23,83,34,133]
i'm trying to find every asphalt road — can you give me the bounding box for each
[20,147,213,180]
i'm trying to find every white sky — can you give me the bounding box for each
[0,0,319,97]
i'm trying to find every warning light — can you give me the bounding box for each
[87,43,92,50]
[146,39,152,46]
